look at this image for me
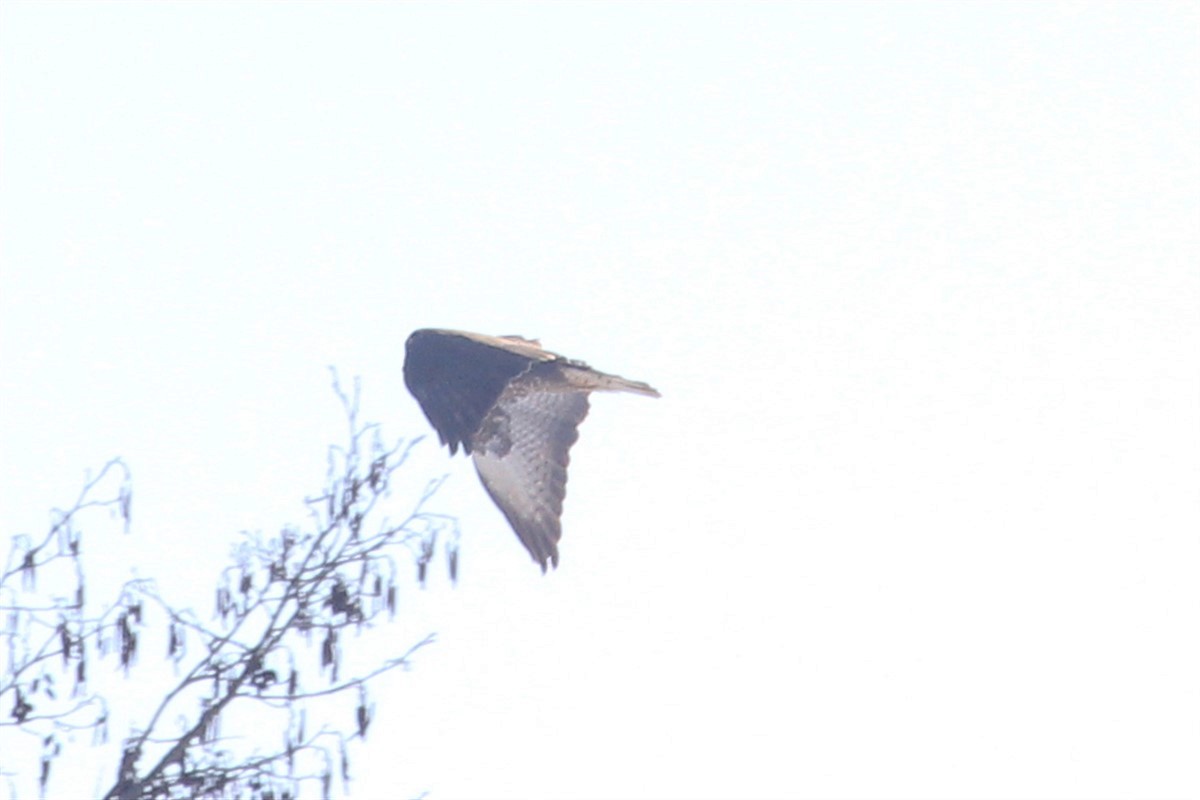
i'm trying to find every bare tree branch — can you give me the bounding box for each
[2,374,456,799]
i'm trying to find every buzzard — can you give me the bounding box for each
[403,328,659,571]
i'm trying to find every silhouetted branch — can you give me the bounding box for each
[3,375,456,799]
[1,458,133,784]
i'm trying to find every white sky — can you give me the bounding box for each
[1,2,1197,799]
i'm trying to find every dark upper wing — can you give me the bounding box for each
[404,329,550,455]
[469,378,591,571]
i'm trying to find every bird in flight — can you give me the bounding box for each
[403,328,659,571]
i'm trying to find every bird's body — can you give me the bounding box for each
[403,328,659,571]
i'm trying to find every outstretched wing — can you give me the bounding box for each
[470,379,591,571]
[404,327,660,571]
[404,329,553,455]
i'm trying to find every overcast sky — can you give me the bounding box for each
[1,3,1197,799]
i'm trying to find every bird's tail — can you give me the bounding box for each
[563,365,661,398]
[601,374,661,398]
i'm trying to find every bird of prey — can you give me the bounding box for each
[403,328,659,571]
